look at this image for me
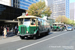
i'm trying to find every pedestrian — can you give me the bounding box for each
[7,27,9,32]
[51,26,52,29]
[15,25,18,35]
[0,26,3,36]
[0,26,1,35]
[3,27,7,38]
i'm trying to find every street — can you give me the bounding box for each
[0,30,75,50]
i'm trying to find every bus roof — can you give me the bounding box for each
[17,16,37,19]
[17,15,49,22]
[53,23,64,25]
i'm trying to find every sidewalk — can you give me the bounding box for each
[0,35,20,45]
[0,31,16,40]
[0,31,20,45]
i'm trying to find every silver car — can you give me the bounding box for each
[66,26,73,31]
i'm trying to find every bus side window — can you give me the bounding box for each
[38,21,40,25]
[38,18,41,25]
[18,19,23,25]
[31,22,34,25]
[31,19,35,25]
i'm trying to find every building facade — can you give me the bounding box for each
[0,4,25,26]
[46,0,70,19]
[0,4,25,20]
[70,2,75,21]
[0,0,11,6]
[11,0,39,10]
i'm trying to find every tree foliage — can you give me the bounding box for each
[55,15,75,25]
[27,1,52,17]
[55,15,68,24]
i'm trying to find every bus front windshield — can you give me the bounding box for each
[23,18,30,27]
[24,18,30,21]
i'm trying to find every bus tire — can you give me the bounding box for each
[33,36,37,40]
[47,29,49,35]
[57,29,59,31]
[37,31,40,37]
[20,36,25,39]
[33,34,38,40]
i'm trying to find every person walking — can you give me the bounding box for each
[15,25,18,35]
[4,27,7,38]
[0,27,1,36]
[0,26,3,36]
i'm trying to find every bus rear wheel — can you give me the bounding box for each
[33,35,38,40]
[47,29,50,35]
[33,36,37,40]
[57,28,60,31]
[20,36,25,39]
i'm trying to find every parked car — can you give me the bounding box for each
[66,26,73,31]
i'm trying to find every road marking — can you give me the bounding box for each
[17,32,70,50]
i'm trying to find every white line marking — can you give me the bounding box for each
[17,32,70,50]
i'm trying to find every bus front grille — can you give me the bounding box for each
[21,27,26,34]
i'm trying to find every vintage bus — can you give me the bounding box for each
[17,15,50,39]
[52,23,65,31]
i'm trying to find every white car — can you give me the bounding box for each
[66,26,73,31]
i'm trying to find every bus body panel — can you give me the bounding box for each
[18,25,38,35]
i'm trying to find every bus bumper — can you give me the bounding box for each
[18,34,36,37]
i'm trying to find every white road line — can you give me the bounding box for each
[17,32,70,50]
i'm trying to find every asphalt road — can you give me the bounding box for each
[0,30,75,50]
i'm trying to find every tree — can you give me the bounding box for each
[55,15,75,25]
[55,15,68,23]
[67,19,75,25]
[27,1,52,17]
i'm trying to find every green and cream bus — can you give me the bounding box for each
[17,15,50,39]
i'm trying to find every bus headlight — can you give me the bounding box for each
[34,31,36,34]
[34,33,36,34]
[26,31,28,33]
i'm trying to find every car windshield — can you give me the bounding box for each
[53,24,57,26]
[67,27,72,28]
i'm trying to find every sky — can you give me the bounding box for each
[70,0,75,3]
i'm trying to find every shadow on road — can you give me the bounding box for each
[24,32,53,40]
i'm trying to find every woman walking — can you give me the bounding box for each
[4,27,7,38]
